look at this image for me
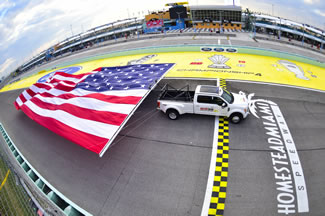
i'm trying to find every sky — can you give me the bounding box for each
[0,0,324,79]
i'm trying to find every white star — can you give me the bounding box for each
[93,79,97,81]
[124,86,129,90]
[117,80,122,83]
[139,73,143,76]
[96,87,100,90]
[110,86,114,90]
[141,84,146,88]
[114,76,118,79]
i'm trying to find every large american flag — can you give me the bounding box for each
[15,63,174,156]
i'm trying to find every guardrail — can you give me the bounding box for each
[0,123,92,216]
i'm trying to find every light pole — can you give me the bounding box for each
[321,23,325,49]
[302,24,305,46]
[278,17,281,40]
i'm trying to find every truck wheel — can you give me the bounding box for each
[229,113,243,124]
[167,109,179,120]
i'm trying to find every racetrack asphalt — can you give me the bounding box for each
[0,34,324,216]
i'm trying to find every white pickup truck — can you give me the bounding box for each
[157,84,249,124]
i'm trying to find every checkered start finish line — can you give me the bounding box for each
[208,79,230,216]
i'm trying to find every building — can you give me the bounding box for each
[190,5,243,30]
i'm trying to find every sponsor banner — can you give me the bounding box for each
[146,19,163,28]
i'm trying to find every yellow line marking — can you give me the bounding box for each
[0,169,10,191]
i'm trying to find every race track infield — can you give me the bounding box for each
[0,45,324,216]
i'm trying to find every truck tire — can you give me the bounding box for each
[229,113,243,124]
[167,109,179,120]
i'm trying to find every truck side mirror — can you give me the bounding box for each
[221,103,227,108]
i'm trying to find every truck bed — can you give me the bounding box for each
[158,90,195,102]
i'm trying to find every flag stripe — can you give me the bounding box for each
[39,92,142,105]
[20,104,107,154]
[49,79,76,86]
[22,90,32,101]
[30,84,148,97]
[23,100,119,139]
[30,97,127,126]
[33,94,136,114]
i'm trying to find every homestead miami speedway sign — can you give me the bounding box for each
[248,94,309,214]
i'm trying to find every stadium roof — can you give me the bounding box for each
[189,5,242,11]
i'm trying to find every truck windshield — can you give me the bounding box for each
[221,89,234,104]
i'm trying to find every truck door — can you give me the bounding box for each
[194,95,228,116]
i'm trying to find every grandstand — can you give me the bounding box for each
[7,3,325,82]
[252,13,325,48]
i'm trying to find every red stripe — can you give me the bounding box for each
[35,82,74,92]
[49,79,76,86]
[34,83,52,90]
[30,97,127,126]
[53,83,75,92]
[19,91,27,104]
[39,91,142,105]
[26,89,36,98]
[20,104,108,154]
[52,71,91,79]
[14,101,20,110]
[93,67,102,71]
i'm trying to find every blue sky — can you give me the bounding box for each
[0,0,324,79]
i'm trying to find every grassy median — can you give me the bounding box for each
[0,153,35,215]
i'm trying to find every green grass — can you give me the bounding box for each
[0,153,36,216]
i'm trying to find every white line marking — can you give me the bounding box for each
[227,79,325,93]
[271,105,309,212]
[228,39,232,46]
[201,117,219,216]
[218,39,220,45]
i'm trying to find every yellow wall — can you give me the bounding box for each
[145,12,170,21]
[193,23,242,30]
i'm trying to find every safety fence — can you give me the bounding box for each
[0,123,92,216]
[0,140,39,215]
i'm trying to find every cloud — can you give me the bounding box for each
[303,0,320,4]
[0,58,16,76]
[314,9,325,17]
